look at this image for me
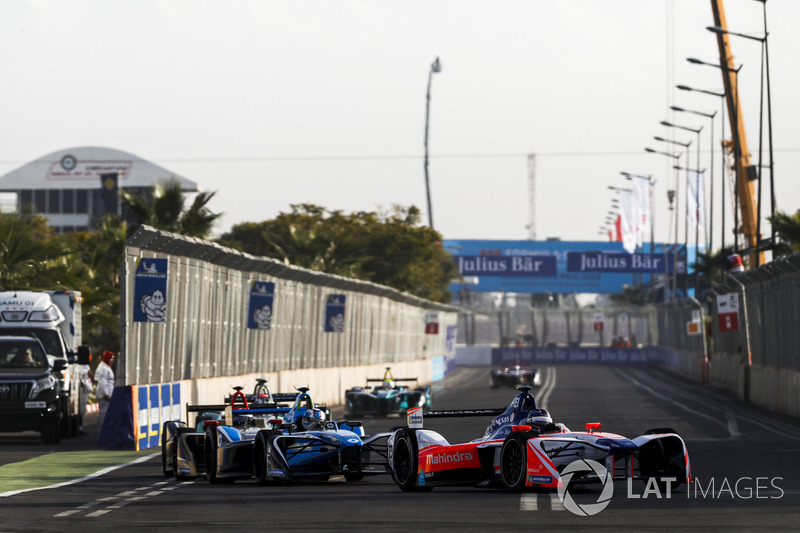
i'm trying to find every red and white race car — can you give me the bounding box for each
[388,386,692,492]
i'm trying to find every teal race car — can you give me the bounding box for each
[345,367,433,417]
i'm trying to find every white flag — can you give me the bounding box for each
[686,171,705,228]
[619,189,638,253]
[631,176,652,244]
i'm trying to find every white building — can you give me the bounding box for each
[0,146,199,233]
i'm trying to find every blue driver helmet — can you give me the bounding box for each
[302,408,326,430]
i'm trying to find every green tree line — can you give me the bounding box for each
[1,180,458,354]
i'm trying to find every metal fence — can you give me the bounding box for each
[708,252,800,372]
[120,226,459,385]
[459,304,658,349]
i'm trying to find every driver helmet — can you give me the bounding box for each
[526,412,554,433]
[302,408,326,430]
[383,379,395,390]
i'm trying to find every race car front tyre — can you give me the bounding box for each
[253,429,282,486]
[500,432,535,491]
[392,428,432,491]
[204,426,234,484]
[161,423,173,477]
[172,427,195,481]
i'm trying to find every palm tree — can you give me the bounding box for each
[0,211,73,290]
[692,248,729,288]
[768,210,800,258]
[120,178,222,238]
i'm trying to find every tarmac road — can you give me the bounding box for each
[2,364,800,531]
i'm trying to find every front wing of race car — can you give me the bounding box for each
[253,427,392,484]
[490,369,540,388]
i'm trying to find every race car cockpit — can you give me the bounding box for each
[482,386,561,438]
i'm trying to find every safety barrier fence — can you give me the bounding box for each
[705,253,800,417]
[102,226,458,450]
[457,305,658,349]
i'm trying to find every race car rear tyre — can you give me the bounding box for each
[253,429,282,486]
[204,426,234,484]
[392,428,431,491]
[500,432,534,491]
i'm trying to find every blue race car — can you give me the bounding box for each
[162,383,290,482]
[345,367,433,417]
[251,387,392,484]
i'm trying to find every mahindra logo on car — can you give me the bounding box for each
[426,451,474,465]
[0,385,9,393]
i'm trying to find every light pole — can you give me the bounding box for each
[684,59,743,255]
[677,85,727,252]
[645,147,681,299]
[661,120,702,295]
[424,57,441,229]
[675,164,706,295]
[708,20,773,264]
[672,105,716,251]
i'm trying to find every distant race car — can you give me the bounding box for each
[251,388,393,484]
[224,377,299,408]
[387,386,693,492]
[161,380,293,481]
[345,367,432,417]
[490,365,541,388]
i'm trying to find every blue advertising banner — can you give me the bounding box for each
[247,281,275,330]
[443,240,636,294]
[457,255,557,277]
[566,252,674,274]
[324,294,346,333]
[133,258,168,322]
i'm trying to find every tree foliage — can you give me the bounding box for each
[0,210,74,290]
[120,178,222,238]
[769,209,800,258]
[217,204,458,303]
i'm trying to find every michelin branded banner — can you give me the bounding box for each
[133,258,168,322]
[324,294,346,332]
[247,281,275,330]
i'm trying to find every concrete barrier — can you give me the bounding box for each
[749,365,800,418]
[455,345,493,365]
[100,358,433,450]
[709,352,741,394]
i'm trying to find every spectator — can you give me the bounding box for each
[95,351,115,433]
[76,344,93,434]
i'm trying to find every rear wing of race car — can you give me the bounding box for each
[366,377,418,383]
[406,407,505,428]
[185,403,290,425]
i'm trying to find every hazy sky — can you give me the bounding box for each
[2,1,797,249]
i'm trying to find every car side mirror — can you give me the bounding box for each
[52,359,68,372]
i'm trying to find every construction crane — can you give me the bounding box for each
[710,0,763,266]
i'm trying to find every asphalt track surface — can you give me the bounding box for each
[2,364,800,531]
